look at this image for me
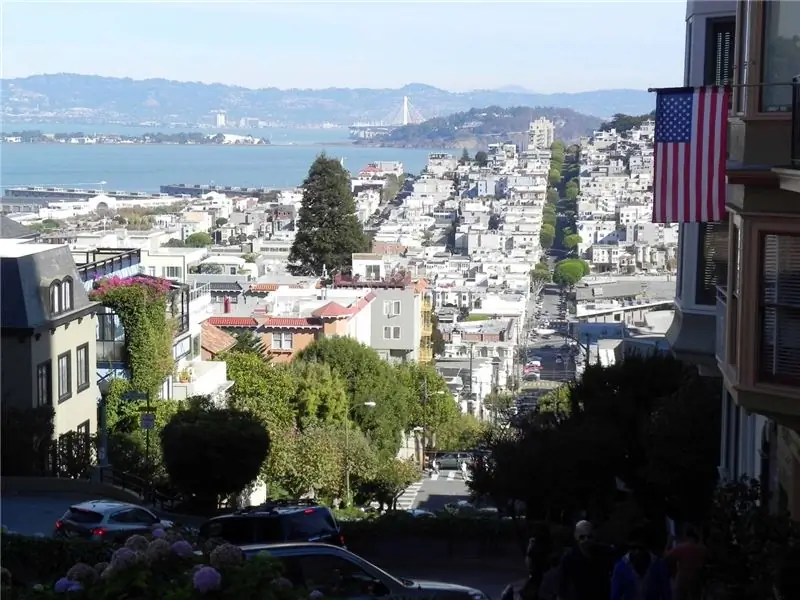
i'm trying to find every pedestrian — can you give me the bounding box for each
[610,526,671,600]
[520,523,552,600]
[557,520,614,600]
[460,459,469,480]
[538,554,562,600]
[665,525,707,600]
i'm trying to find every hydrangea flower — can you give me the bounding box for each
[145,538,172,563]
[54,578,82,593]
[33,584,44,592]
[309,589,324,599]
[271,577,293,589]
[66,563,97,585]
[151,528,166,538]
[124,534,149,552]
[193,566,222,593]
[94,562,109,576]
[209,543,244,569]
[110,547,139,570]
[171,540,195,558]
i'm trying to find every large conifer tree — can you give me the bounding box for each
[288,154,369,276]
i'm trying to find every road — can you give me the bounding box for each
[411,469,470,511]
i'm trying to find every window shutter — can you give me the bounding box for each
[760,234,800,382]
[705,17,735,86]
[695,222,730,305]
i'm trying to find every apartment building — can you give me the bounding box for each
[528,117,556,150]
[0,241,101,443]
[670,0,800,515]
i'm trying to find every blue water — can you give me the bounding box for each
[1,127,442,192]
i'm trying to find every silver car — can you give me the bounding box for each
[241,542,489,600]
[54,499,173,542]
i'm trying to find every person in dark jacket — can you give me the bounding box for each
[521,523,553,599]
[611,527,672,600]
[557,520,615,600]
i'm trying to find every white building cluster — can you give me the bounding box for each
[576,120,679,274]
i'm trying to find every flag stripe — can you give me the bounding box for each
[652,86,729,224]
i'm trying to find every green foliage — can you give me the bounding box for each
[160,406,270,511]
[267,424,341,500]
[288,154,369,276]
[599,111,656,133]
[437,413,488,451]
[1,535,113,587]
[184,232,214,247]
[483,392,515,415]
[459,148,471,164]
[1,405,55,476]
[547,168,561,186]
[296,337,412,458]
[362,458,420,509]
[563,233,582,250]
[546,188,559,204]
[287,361,348,426]
[397,363,459,440]
[474,150,488,167]
[223,352,296,432]
[242,253,257,263]
[163,238,185,248]
[430,313,446,357]
[197,263,224,274]
[215,217,228,227]
[565,179,580,201]
[530,264,551,288]
[231,331,267,357]
[552,258,589,287]
[539,223,555,249]
[536,385,572,416]
[91,279,174,399]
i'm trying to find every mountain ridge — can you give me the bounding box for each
[2,73,656,126]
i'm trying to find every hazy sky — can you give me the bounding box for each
[2,0,686,92]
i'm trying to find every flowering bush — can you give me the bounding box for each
[89,275,173,301]
[4,534,312,600]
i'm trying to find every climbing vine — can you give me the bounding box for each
[90,276,174,399]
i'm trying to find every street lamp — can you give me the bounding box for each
[345,400,376,507]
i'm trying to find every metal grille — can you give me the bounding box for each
[760,234,800,382]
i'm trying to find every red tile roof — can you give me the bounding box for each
[261,317,322,328]
[207,316,259,328]
[250,283,279,293]
[200,322,237,355]
[311,292,376,319]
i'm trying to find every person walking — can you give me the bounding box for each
[460,459,469,480]
[610,527,671,600]
[665,525,707,600]
[557,520,614,600]
[520,523,553,600]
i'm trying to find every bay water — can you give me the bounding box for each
[1,126,441,193]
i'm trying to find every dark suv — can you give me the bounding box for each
[199,501,345,547]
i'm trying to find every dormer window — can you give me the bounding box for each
[61,277,74,311]
[50,281,62,314]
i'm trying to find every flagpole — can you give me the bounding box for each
[648,82,795,93]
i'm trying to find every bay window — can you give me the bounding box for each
[759,0,800,113]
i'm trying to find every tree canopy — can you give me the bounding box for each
[184,232,213,248]
[474,150,488,167]
[552,258,589,287]
[539,224,555,249]
[288,154,369,276]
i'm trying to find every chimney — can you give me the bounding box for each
[223,297,231,314]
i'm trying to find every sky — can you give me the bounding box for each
[1,0,687,93]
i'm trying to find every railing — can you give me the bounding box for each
[175,313,190,335]
[791,75,799,169]
[189,282,211,302]
[76,248,142,283]
[715,286,727,364]
[94,465,180,512]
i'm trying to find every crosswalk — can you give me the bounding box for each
[395,479,424,510]
[429,469,469,482]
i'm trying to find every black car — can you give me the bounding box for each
[199,501,345,547]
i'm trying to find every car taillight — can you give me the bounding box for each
[90,527,107,536]
[55,520,63,529]
[303,509,315,514]
[338,535,346,546]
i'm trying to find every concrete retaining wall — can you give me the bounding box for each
[1,477,144,504]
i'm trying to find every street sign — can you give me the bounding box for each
[123,391,148,401]
[140,413,156,430]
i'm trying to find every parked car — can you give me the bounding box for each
[199,501,345,547]
[53,500,174,543]
[240,542,489,600]
[435,452,470,470]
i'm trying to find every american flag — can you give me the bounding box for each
[653,86,729,223]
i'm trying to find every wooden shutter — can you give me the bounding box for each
[760,234,800,383]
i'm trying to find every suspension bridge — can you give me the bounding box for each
[349,96,426,140]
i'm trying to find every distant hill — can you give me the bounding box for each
[362,106,603,149]
[1,74,656,127]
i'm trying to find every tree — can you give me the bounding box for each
[474,150,489,167]
[438,413,488,451]
[288,154,369,276]
[548,169,561,186]
[231,330,267,357]
[197,263,224,274]
[269,424,340,500]
[223,352,296,432]
[163,238,185,248]
[542,211,557,228]
[488,214,501,230]
[459,148,471,165]
[398,363,460,444]
[539,224,555,249]
[563,234,583,251]
[530,264,551,295]
[363,458,420,510]
[215,217,229,227]
[288,361,348,426]
[296,337,412,457]
[536,385,572,415]
[160,406,270,512]
[431,314,446,357]
[483,392,515,417]
[552,258,589,287]
[565,180,580,201]
[546,189,559,204]
[185,232,214,248]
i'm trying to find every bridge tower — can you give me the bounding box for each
[402,96,410,126]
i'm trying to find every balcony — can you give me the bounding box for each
[421,319,433,337]
[188,283,212,327]
[715,286,726,365]
[419,347,433,364]
[172,359,234,401]
[75,248,141,288]
[421,298,432,313]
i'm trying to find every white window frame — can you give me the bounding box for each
[392,326,401,339]
[392,300,401,316]
[272,332,293,350]
[383,326,392,339]
[61,277,74,311]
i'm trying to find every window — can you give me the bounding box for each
[392,326,401,339]
[173,336,191,360]
[365,265,381,280]
[295,555,388,599]
[49,281,62,314]
[383,300,401,316]
[695,222,729,305]
[57,351,72,402]
[148,266,156,276]
[759,233,800,384]
[272,332,293,350]
[760,0,800,112]
[162,266,182,279]
[704,17,735,87]
[36,360,52,406]
[383,326,392,339]
[76,343,90,392]
[97,308,125,362]
[77,420,91,464]
[392,300,401,316]
[61,277,74,311]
